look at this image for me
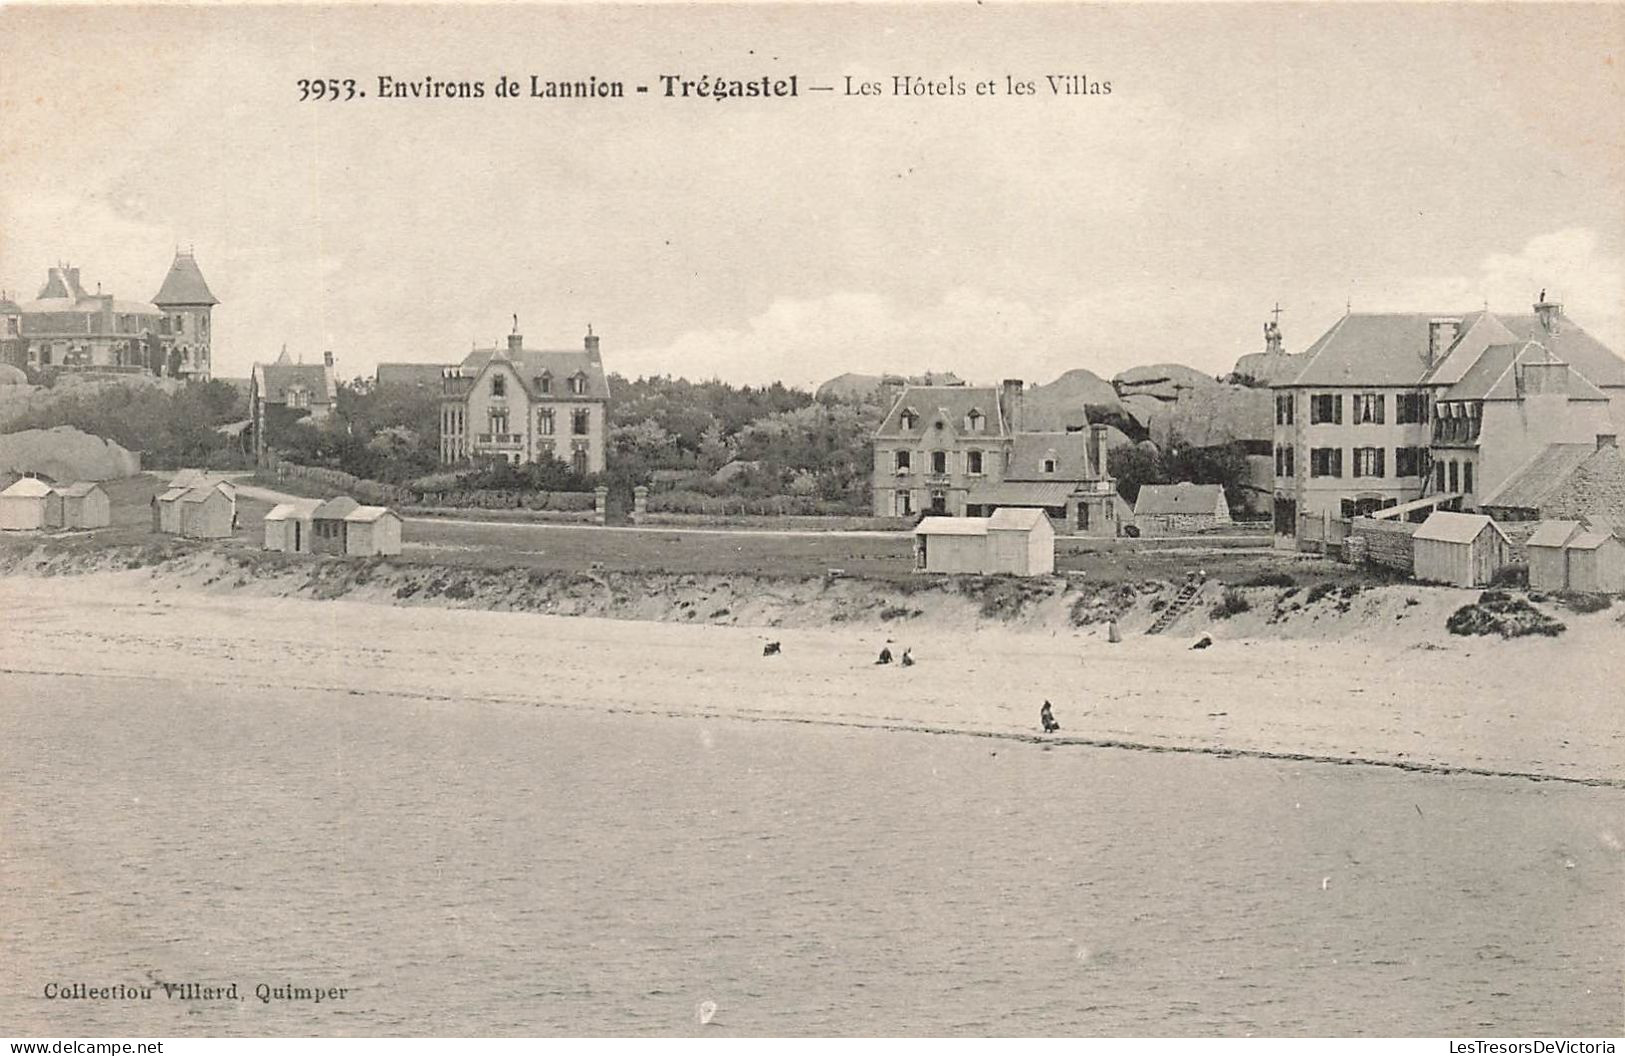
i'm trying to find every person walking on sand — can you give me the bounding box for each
[1040,700,1060,733]
[876,646,893,665]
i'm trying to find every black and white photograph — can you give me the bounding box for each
[1,1,1622,1043]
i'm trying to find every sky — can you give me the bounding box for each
[2,3,1622,389]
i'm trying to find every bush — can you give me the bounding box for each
[1446,593,1566,638]
[1557,593,1613,614]
[1489,565,1529,589]
[1210,588,1251,619]
[1304,582,1338,604]
[1241,570,1296,589]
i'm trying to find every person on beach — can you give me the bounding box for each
[876,646,893,665]
[1040,700,1060,733]
[900,649,914,667]
[762,641,781,656]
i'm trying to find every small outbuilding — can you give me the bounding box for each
[153,485,190,533]
[915,517,991,574]
[178,483,236,539]
[44,482,110,530]
[1412,511,1511,588]
[263,500,320,553]
[343,505,404,557]
[986,506,1056,576]
[1132,482,1232,537]
[310,496,360,554]
[0,476,53,531]
[1527,520,1584,593]
[1563,529,1625,594]
[913,511,1055,577]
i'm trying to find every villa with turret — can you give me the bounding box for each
[0,251,219,380]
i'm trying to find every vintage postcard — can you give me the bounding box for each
[1,1,1621,1043]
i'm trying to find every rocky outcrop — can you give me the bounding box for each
[1230,350,1307,387]
[1022,368,1127,432]
[0,426,142,482]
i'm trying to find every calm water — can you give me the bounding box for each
[2,673,1620,1036]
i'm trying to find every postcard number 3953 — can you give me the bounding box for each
[296,79,361,101]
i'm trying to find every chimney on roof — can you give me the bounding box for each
[1534,291,1562,335]
[323,350,334,368]
[1001,379,1024,434]
[507,314,523,354]
[1427,318,1461,367]
[584,323,600,361]
[1090,423,1110,480]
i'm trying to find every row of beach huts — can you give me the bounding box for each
[0,476,112,531]
[1379,509,1624,593]
[1,469,403,558]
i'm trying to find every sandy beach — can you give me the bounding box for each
[2,570,1621,785]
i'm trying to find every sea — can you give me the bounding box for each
[2,674,1620,1037]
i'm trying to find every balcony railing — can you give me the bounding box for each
[475,433,524,447]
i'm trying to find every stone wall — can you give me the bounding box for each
[1350,517,1417,572]
[1135,512,1218,537]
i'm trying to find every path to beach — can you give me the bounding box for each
[3,572,1620,785]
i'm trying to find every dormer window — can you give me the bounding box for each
[569,373,586,395]
[538,372,552,394]
[965,409,985,432]
[899,409,918,430]
[1042,456,1057,474]
[491,374,506,397]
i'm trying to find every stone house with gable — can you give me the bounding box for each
[438,320,609,475]
[871,379,1120,534]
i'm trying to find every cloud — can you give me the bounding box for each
[615,280,1257,390]
[1352,228,1624,348]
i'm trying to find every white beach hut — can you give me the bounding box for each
[0,476,53,531]
[343,506,404,557]
[1412,511,1510,588]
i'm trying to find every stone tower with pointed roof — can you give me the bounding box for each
[152,249,219,381]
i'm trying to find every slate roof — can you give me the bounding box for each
[459,347,609,401]
[1478,444,1597,511]
[1133,482,1225,516]
[1414,511,1508,544]
[376,363,450,388]
[876,386,1005,439]
[1286,313,1465,387]
[152,251,219,306]
[965,481,1077,507]
[1495,314,1625,388]
[1445,342,1609,402]
[1005,431,1102,482]
[255,363,336,405]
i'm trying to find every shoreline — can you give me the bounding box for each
[3,568,1621,786]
